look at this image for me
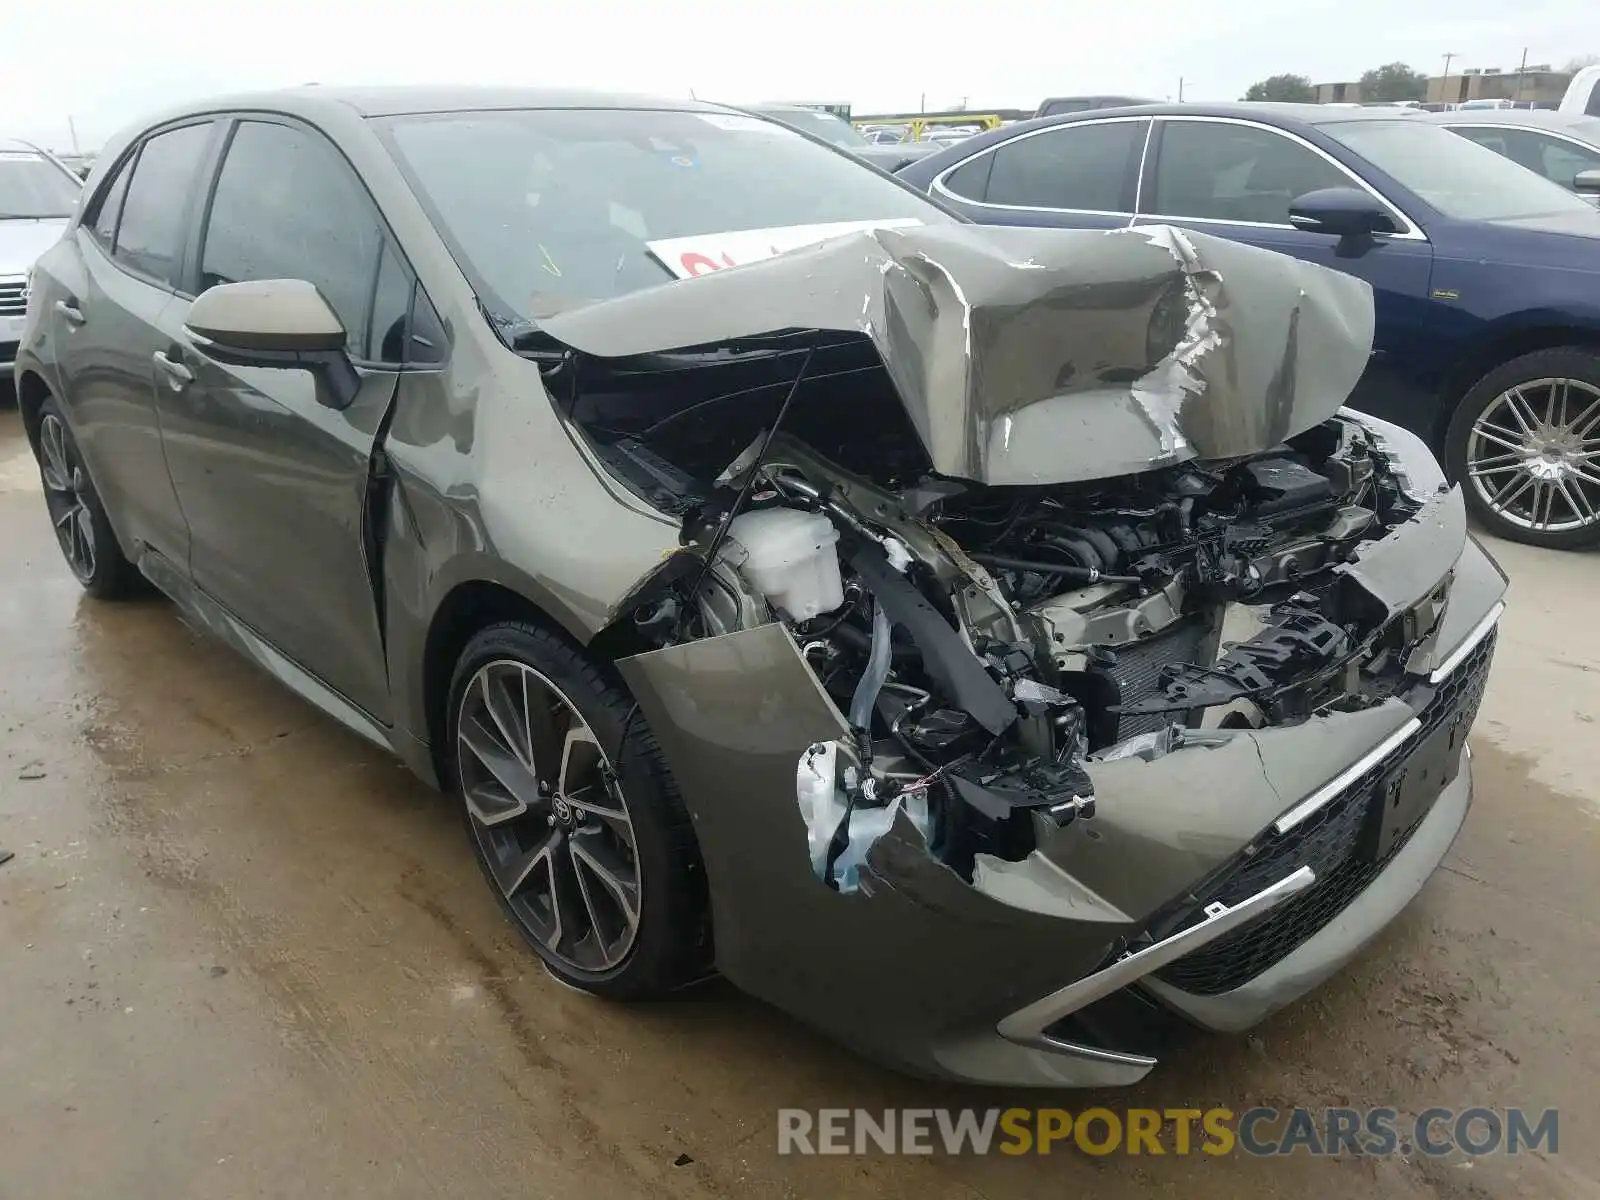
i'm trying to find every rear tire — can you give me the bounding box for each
[445,621,710,999]
[33,395,144,598]
[1444,348,1600,550]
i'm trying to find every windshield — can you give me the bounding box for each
[0,151,80,218]
[755,108,868,148]
[378,108,946,319]
[1325,119,1598,220]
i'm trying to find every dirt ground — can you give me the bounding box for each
[2,400,1596,1199]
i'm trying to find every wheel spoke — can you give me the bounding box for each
[481,669,533,768]
[488,827,562,901]
[39,418,70,491]
[1574,464,1600,489]
[1467,451,1522,475]
[1565,392,1600,438]
[74,506,96,577]
[1470,425,1526,455]
[1487,471,1535,513]
[1530,480,1553,529]
[1503,388,1540,435]
[1555,477,1597,525]
[1539,381,1561,428]
[569,830,641,931]
[458,711,541,824]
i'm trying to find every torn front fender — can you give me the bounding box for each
[616,622,1135,1083]
[543,222,1376,486]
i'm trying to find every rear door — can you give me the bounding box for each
[1134,116,1436,426]
[151,115,426,723]
[50,121,218,567]
[929,117,1151,231]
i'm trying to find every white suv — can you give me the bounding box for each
[0,140,82,368]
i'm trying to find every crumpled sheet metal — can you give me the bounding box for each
[542,222,1377,485]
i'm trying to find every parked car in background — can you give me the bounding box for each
[1036,95,1157,117]
[1426,109,1600,205]
[898,103,1600,548]
[15,83,1508,1089]
[1,139,83,370]
[742,103,937,171]
[1561,64,1600,117]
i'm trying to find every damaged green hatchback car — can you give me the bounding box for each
[16,86,1506,1087]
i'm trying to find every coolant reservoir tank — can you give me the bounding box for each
[726,507,844,621]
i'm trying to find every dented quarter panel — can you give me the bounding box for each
[617,623,1133,1079]
[542,222,1376,485]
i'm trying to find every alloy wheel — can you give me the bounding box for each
[38,414,98,584]
[456,660,642,974]
[1466,377,1600,535]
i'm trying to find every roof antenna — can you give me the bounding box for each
[689,87,698,100]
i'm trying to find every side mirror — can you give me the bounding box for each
[1288,187,1400,237]
[185,279,360,409]
[1574,168,1600,194]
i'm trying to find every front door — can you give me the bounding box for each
[152,116,415,723]
[1134,117,1436,430]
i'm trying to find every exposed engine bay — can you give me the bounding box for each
[599,402,1444,893]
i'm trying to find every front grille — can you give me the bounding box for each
[1152,628,1496,996]
[0,279,26,317]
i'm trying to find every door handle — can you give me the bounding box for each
[55,299,86,326]
[153,350,194,389]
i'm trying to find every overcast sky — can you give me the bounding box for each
[5,0,1596,151]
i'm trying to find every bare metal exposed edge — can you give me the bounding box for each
[1429,601,1504,684]
[995,865,1316,1045]
[1272,718,1423,835]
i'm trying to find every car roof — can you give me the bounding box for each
[141,84,734,122]
[1423,109,1600,135]
[989,101,1425,131]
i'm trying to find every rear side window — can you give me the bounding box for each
[114,123,212,283]
[199,120,384,355]
[1148,121,1349,224]
[1587,81,1600,118]
[88,155,134,247]
[981,121,1145,211]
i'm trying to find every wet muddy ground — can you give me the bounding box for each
[2,401,1597,1199]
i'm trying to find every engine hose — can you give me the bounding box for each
[848,598,894,737]
[969,553,1140,584]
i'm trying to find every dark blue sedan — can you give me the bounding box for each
[897,103,1600,550]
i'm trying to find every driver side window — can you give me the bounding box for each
[198,120,384,358]
[1147,121,1350,225]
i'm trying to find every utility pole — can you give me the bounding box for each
[66,115,80,155]
[1514,46,1528,103]
[1440,51,1457,104]
[1178,76,1185,102]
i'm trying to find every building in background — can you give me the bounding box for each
[1314,66,1574,109]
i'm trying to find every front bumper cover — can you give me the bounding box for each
[616,485,1508,1088]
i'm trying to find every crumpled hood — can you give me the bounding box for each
[0,218,68,276]
[542,222,1377,485]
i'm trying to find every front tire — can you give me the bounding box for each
[445,621,710,999]
[1444,348,1600,550]
[33,396,143,598]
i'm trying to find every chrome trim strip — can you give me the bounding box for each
[1429,601,1504,685]
[1035,1038,1157,1069]
[996,865,1316,1045]
[1139,115,1428,241]
[1272,718,1422,835]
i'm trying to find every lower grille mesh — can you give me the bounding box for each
[1152,629,1496,996]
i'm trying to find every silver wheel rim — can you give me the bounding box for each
[1467,377,1600,535]
[38,414,97,583]
[456,661,641,973]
